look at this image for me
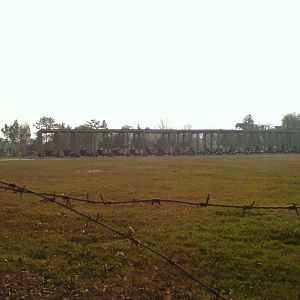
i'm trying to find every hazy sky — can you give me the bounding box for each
[0,1,299,133]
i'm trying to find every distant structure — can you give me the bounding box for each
[37,128,300,157]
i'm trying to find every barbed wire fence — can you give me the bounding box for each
[0,181,299,299]
[0,181,298,217]
[0,181,228,300]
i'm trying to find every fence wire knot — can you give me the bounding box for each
[152,198,161,205]
[199,193,210,207]
[6,183,16,192]
[289,203,299,216]
[100,194,109,205]
[16,185,26,196]
[61,194,71,206]
[242,200,255,215]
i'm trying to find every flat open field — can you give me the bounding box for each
[0,155,299,299]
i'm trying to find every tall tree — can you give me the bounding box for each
[281,113,300,129]
[1,120,20,143]
[235,114,256,130]
[101,120,108,129]
[0,137,7,155]
[34,116,56,130]
[242,114,255,125]
[19,124,31,155]
[1,120,31,156]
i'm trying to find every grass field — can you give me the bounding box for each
[0,155,299,299]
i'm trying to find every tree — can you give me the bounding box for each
[85,119,102,129]
[54,122,72,130]
[243,114,254,125]
[1,120,31,156]
[121,125,133,130]
[101,120,108,129]
[236,115,272,131]
[0,137,7,156]
[1,120,20,143]
[182,124,192,130]
[34,116,72,130]
[76,119,108,129]
[34,116,56,130]
[19,124,31,155]
[281,113,300,129]
[158,119,169,130]
[235,114,256,130]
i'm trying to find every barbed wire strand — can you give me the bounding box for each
[0,181,227,300]
[0,181,298,217]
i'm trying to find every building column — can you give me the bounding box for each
[189,132,193,153]
[71,132,76,156]
[142,132,146,155]
[37,131,43,156]
[297,132,300,153]
[109,133,113,155]
[104,132,108,155]
[203,133,207,152]
[122,132,125,155]
[92,132,97,156]
[167,133,171,154]
[223,132,227,153]
[53,132,59,157]
[216,133,220,153]
[137,133,141,155]
[210,133,213,152]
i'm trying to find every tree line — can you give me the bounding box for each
[0,117,108,156]
[235,113,300,131]
[1,113,300,156]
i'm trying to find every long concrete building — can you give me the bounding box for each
[37,128,300,157]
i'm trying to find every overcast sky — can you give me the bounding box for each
[0,1,299,133]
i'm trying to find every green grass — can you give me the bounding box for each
[0,155,299,299]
